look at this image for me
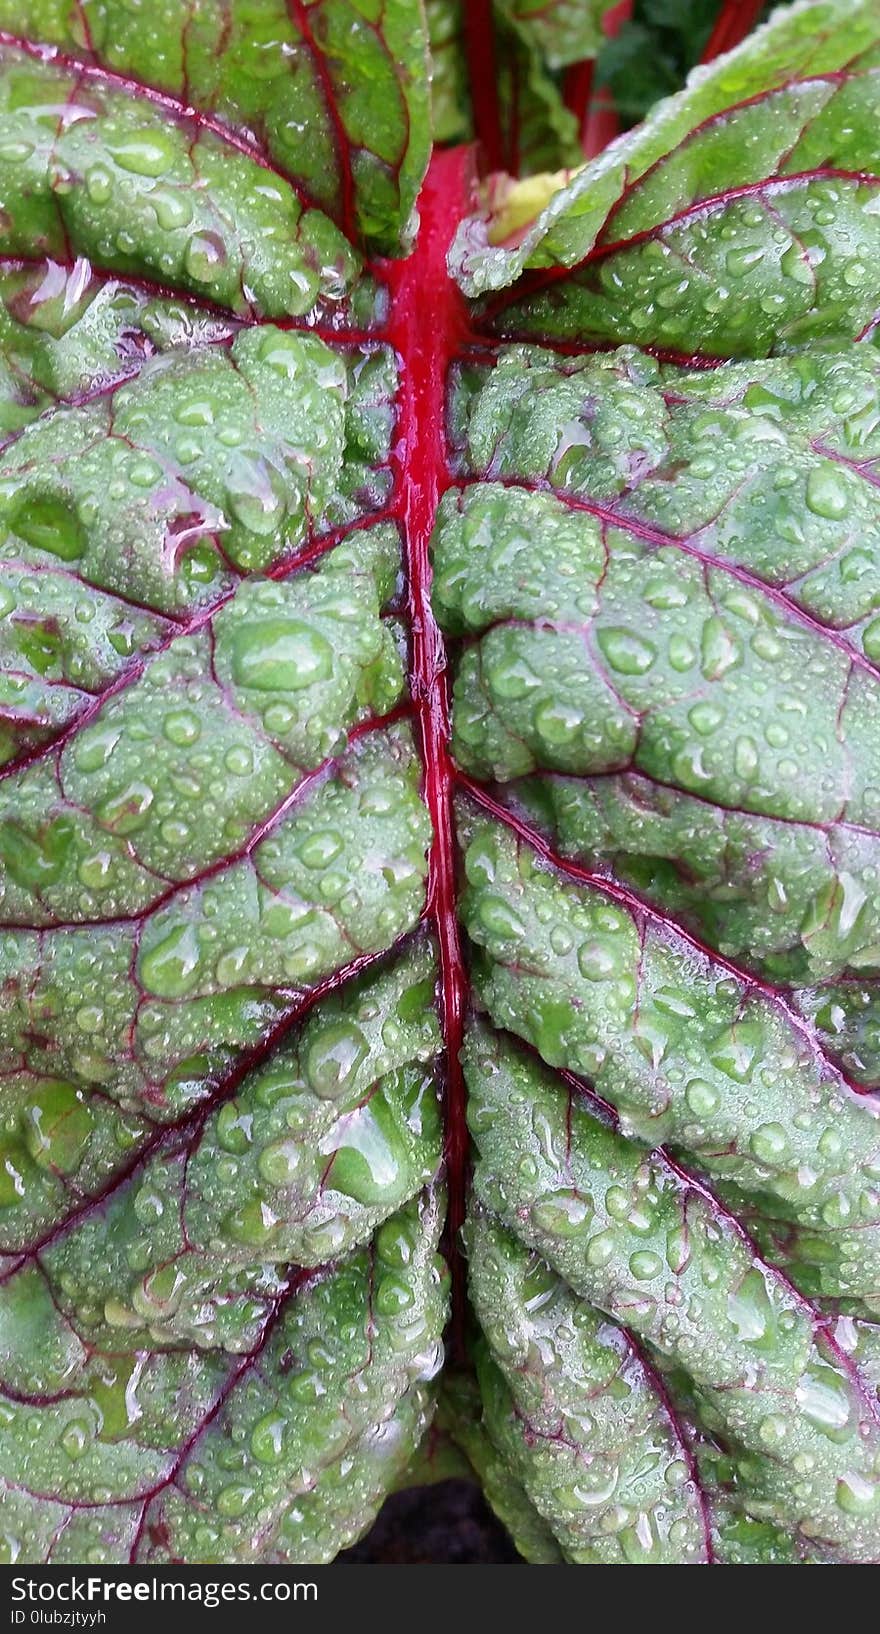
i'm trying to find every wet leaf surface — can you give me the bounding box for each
[5,0,880,1567]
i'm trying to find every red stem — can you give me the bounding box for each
[701,0,766,62]
[563,58,595,137]
[580,0,633,158]
[386,149,473,1354]
[462,0,505,174]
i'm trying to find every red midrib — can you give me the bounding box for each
[387,149,473,1349]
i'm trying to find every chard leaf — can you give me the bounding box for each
[0,1,431,253]
[5,0,880,1571]
[454,0,880,351]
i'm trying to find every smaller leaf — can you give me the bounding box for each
[467,1209,711,1563]
[466,1024,880,1562]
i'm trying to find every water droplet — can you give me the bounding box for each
[806,464,850,521]
[598,627,657,675]
[836,1472,878,1514]
[231,619,332,692]
[727,1269,772,1344]
[9,494,86,561]
[532,1189,593,1236]
[86,164,113,203]
[477,895,526,940]
[258,1139,302,1187]
[251,1412,286,1465]
[306,1022,369,1100]
[629,1250,662,1281]
[224,745,254,776]
[217,1482,254,1518]
[374,1274,413,1315]
[185,232,228,284]
[533,699,584,746]
[152,189,193,230]
[796,1365,852,1434]
[140,923,202,998]
[298,830,343,869]
[750,1123,788,1164]
[109,129,176,177]
[685,1079,719,1117]
[577,940,620,981]
[863,617,880,663]
[163,709,201,747]
[96,781,154,836]
[60,1419,91,1461]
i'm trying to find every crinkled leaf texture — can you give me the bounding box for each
[4,0,880,1570]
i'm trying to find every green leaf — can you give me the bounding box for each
[466,1209,712,1562]
[0,6,447,1565]
[6,0,880,1570]
[595,2,723,127]
[436,1368,565,1562]
[466,1027,880,1560]
[0,1189,447,1563]
[436,0,880,1566]
[0,1,431,253]
[497,0,609,71]
[454,0,880,350]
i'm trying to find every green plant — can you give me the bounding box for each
[2,0,880,1566]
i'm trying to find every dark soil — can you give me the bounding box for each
[340,1479,521,1564]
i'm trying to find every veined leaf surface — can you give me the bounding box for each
[4,0,880,1567]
